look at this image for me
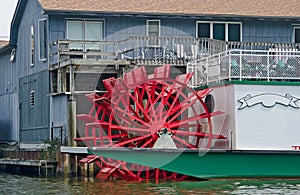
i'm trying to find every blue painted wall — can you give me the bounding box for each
[243,21,292,42]
[0,47,19,141]
[19,70,49,142]
[9,0,50,142]
[50,95,68,141]
[16,0,48,76]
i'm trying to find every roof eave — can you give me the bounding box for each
[0,44,11,54]
[43,9,300,21]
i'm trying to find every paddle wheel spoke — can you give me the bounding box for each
[166,95,204,124]
[113,103,149,126]
[168,115,203,129]
[172,135,198,148]
[143,83,159,122]
[134,86,151,122]
[113,134,152,147]
[141,137,155,148]
[107,124,150,134]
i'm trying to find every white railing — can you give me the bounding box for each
[187,49,300,87]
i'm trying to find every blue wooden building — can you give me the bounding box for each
[1,0,300,146]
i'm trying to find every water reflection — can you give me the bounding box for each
[1,173,300,194]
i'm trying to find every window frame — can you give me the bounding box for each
[196,21,242,42]
[213,22,226,41]
[146,19,161,37]
[227,23,242,42]
[66,19,104,53]
[146,19,161,46]
[293,26,300,43]
[30,25,35,66]
[38,18,47,61]
[66,19,104,41]
[10,48,16,62]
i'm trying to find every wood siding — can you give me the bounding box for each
[243,21,293,43]
[19,70,50,142]
[16,0,48,78]
[11,0,50,142]
[0,49,19,141]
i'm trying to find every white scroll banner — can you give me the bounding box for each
[238,93,300,110]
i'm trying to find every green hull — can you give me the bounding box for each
[89,148,300,179]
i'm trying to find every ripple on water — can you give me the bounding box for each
[1,173,300,194]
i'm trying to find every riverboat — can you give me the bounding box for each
[63,48,300,180]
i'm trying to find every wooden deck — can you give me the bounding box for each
[48,37,300,94]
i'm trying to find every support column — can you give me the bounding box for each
[66,64,77,176]
[67,99,76,147]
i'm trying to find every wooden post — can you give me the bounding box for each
[66,64,77,176]
[61,67,67,93]
[67,100,76,147]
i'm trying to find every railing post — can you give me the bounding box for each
[218,53,221,81]
[229,51,232,81]
[206,57,209,83]
[194,63,198,86]
[267,51,270,81]
[239,50,242,81]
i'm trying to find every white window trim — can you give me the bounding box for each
[84,20,104,41]
[66,19,104,59]
[146,19,161,37]
[38,18,47,61]
[10,48,16,62]
[30,25,35,67]
[66,20,83,40]
[196,21,242,42]
[66,19,105,40]
[292,26,300,43]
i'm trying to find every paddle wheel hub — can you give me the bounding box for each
[149,122,165,138]
[76,64,226,181]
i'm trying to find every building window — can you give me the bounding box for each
[38,19,47,60]
[147,20,160,37]
[213,23,225,41]
[147,20,160,45]
[197,22,242,42]
[10,48,16,62]
[228,23,241,41]
[294,27,300,43]
[30,90,35,107]
[30,25,35,66]
[197,23,210,38]
[67,20,103,52]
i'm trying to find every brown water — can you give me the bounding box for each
[1,173,300,194]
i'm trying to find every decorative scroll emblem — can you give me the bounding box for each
[238,93,300,110]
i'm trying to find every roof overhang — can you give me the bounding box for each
[44,9,300,22]
[0,44,11,55]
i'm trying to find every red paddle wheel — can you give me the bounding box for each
[76,64,226,181]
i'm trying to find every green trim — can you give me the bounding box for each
[193,80,300,90]
[89,148,300,179]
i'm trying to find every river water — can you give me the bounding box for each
[1,173,300,194]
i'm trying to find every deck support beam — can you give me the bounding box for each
[65,64,78,176]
